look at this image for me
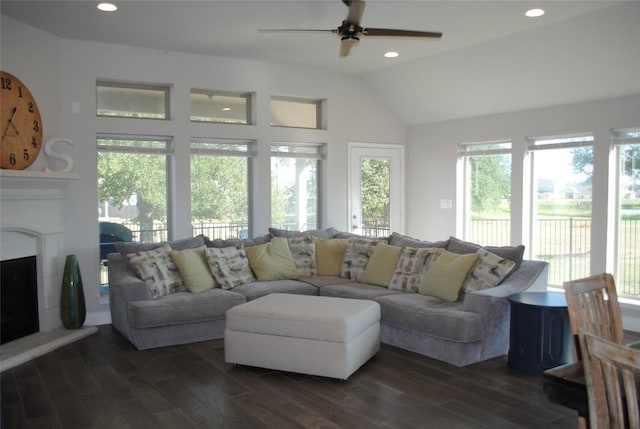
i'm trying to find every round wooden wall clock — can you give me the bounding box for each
[1,71,43,170]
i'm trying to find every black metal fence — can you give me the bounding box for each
[472,218,639,297]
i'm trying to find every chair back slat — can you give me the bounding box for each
[583,331,640,429]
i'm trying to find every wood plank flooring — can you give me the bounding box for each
[1,325,579,429]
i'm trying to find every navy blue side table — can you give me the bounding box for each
[508,292,575,376]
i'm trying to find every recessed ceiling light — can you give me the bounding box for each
[221,107,231,112]
[384,51,399,58]
[525,8,545,18]
[97,2,118,12]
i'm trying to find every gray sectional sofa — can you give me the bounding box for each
[108,230,548,367]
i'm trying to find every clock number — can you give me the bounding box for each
[9,153,16,165]
[33,120,39,132]
[32,137,38,148]
[23,149,29,161]
[17,86,23,98]
[1,77,11,90]
[28,101,34,113]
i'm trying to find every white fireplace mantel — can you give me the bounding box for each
[1,169,79,332]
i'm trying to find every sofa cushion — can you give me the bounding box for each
[171,246,218,293]
[287,236,316,277]
[314,238,349,276]
[127,288,246,328]
[361,243,402,287]
[389,232,449,249]
[245,237,300,281]
[232,280,318,301]
[320,282,402,300]
[340,238,380,281]
[376,293,482,343]
[389,247,443,293]
[447,236,525,271]
[269,227,338,239]
[298,275,356,288]
[205,246,255,289]
[204,234,271,249]
[127,243,185,299]
[419,250,479,302]
[115,235,205,260]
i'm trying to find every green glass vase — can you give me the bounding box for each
[60,254,86,329]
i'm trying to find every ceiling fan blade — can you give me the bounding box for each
[363,28,442,38]
[339,38,359,57]
[346,0,366,25]
[258,29,337,35]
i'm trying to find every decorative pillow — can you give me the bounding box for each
[287,236,317,276]
[245,237,300,281]
[462,249,516,293]
[340,238,380,281]
[446,236,525,271]
[205,246,255,289]
[361,243,402,287]
[418,250,480,302]
[314,238,349,276]
[127,243,184,299]
[171,246,217,293]
[389,247,444,293]
[389,232,449,249]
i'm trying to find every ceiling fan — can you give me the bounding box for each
[259,0,442,58]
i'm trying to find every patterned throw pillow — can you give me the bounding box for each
[340,238,380,281]
[389,247,444,293]
[127,243,185,299]
[288,236,317,276]
[461,249,516,293]
[205,246,255,289]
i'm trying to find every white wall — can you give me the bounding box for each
[406,94,640,329]
[1,16,407,324]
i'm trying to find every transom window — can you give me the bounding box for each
[96,81,169,119]
[190,90,251,124]
[271,96,323,129]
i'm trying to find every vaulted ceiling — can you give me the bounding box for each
[2,0,639,125]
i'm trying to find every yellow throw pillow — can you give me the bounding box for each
[171,246,217,293]
[361,243,402,287]
[245,237,300,281]
[314,238,349,276]
[418,250,480,302]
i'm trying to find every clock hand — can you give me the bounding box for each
[10,121,23,139]
[2,106,17,138]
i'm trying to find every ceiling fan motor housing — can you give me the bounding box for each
[338,20,363,40]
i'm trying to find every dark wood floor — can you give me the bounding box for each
[2,325,579,429]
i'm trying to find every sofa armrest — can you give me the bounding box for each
[108,253,152,336]
[471,260,549,299]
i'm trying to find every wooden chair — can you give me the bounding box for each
[563,273,625,361]
[580,331,640,429]
[564,273,626,429]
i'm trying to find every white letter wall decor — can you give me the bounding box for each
[44,138,74,173]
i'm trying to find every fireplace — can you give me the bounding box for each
[1,256,39,344]
[0,170,78,335]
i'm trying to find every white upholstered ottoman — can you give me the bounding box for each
[225,293,381,380]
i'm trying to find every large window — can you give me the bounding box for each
[459,140,512,246]
[96,81,169,119]
[612,128,640,298]
[190,139,254,239]
[271,143,324,231]
[97,135,172,291]
[528,134,594,286]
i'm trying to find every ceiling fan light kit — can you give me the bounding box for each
[259,0,442,58]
